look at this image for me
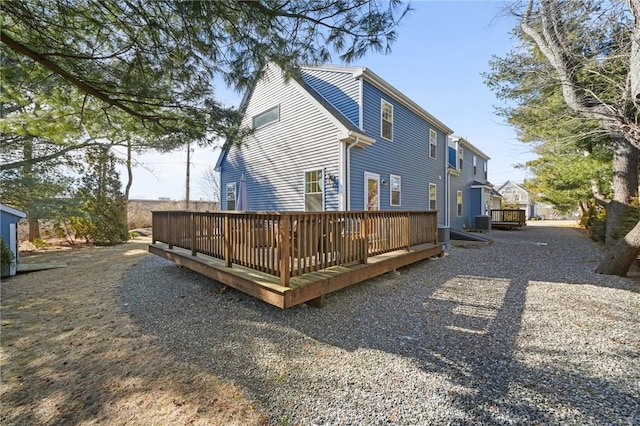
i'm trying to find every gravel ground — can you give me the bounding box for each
[120,224,639,425]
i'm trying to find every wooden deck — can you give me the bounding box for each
[149,210,443,308]
[491,209,527,229]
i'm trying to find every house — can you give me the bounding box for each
[496,181,536,219]
[216,63,458,243]
[1,203,26,277]
[447,136,493,231]
[150,63,498,307]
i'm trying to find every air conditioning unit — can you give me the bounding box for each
[475,215,491,231]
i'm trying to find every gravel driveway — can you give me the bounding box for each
[120,223,639,425]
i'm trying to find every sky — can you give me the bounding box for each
[119,0,537,201]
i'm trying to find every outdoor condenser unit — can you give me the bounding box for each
[475,215,491,231]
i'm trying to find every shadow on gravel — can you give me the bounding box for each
[121,225,639,425]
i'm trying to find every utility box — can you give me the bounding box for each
[475,215,491,231]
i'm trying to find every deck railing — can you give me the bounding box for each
[152,210,439,287]
[490,209,527,226]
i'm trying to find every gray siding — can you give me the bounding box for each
[300,68,360,127]
[219,64,341,211]
[350,81,448,225]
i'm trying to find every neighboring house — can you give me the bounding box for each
[216,63,486,244]
[1,203,26,277]
[447,136,493,230]
[496,181,536,219]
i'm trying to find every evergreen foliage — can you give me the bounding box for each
[0,237,14,271]
[75,148,129,245]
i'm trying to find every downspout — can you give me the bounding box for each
[346,137,360,211]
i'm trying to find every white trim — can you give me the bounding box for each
[390,174,401,207]
[364,172,380,211]
[0,204,26,218]
[429,183,437,211]
[380,99,393,141]
[358,76,364,131]
[338,142,346,210]
[9,223,17,276]
[252,104,280,129]
[226,182,237,210]
[429,129,437,159]
[303,168,325,212]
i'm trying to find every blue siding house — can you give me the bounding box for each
[216,63,467,241]
[1,203,26,277]
[447,137,493,230]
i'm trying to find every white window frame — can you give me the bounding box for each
[484,161,488,179]
[390,174,401,207]
[252,105,280,129]
[226,182,237,210]
[381,99,393,141]
[457,190,463,217]
[458,147,464,170]
[304,169,324,212]
[473,155,478,175]
[429,183,437,211]
[429,129,437,159]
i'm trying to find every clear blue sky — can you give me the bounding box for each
[121,0,536,200]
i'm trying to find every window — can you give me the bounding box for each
[429,183,437,211]
[473,155,478,175]
[304,169,323,212]
[484,162,488,179]
[458,147,464,170]
[429,129,437,158]
[252,105,280,129]
[381,100,393,140]
[226,183,236,210]
[390,174,401,206]
[457,190,463,217]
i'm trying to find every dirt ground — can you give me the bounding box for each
[1,237,267,425]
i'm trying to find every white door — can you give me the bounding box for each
[364,172,380,211]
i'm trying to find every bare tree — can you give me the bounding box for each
[198,168,220,203]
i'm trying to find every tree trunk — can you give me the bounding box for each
[124,139,133,201]
[605,137,639,246]
[596,219,640,276]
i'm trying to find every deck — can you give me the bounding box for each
[491,209,527,229]
[150,211,443,308]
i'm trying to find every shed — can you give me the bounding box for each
[1,204,26,277]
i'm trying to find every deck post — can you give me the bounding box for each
[405,213,411,251]
[167,212,173,249]
[191,213,197,256]
[152,211,157,244]
[361,213,368,264]
[279,215,291,287]
[223,214,232,267]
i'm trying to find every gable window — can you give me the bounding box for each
[458,147,464,170]
[457,190,463,217]
[381,100,393,141]
[473,155,478,175]
[252,105,280,129]
[226,183,237,210]
[304,169,323,212]
[484,162,488,179]
[390,174,401,206]
[429,129,437,158]
[429,183,437,211]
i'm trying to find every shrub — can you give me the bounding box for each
[0,237,14,271]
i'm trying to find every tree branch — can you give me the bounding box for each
[1,31,172,124]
